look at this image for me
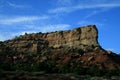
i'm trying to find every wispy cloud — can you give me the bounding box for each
[49,3,120,13]
[78,20,104,27]
[40,24,71,32]
[7,2,27,8]
[24,24,71,33]
[57,0,73,6]
[84,11,98,19]
[0,16,49,25]
[19,23,70,35]
[0,35,5,41]
[84,8,110,19]
[0,0,29,9]
[0,24,71,41]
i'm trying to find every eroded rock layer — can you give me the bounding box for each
[0,25,100,55]
[0,25,120,71]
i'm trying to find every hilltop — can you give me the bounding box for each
[0,25,120,77]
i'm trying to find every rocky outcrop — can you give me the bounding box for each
[0,25,100,55]
[0,24,120,71]
[42,25,99,50]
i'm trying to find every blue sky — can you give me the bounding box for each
[0,0,120,53]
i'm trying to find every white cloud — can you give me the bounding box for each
[0,30,38,41]
[0,1,29,9]
[78,20,104,27]
[84,8,110,19]
[57,0,73,6]
[12,31,37,36]
[20,24,71,33]
[49,6,73,13]
[7,2,27,8]
[0,24,71,41]
[40,24,71,32]
[20,31,37,35]
[0,16,49,25]
[0,35,5,41]
[84,11,98,19]
[49,3,120,13]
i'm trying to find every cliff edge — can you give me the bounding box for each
[0,25,100,54]
[0,25,120,72]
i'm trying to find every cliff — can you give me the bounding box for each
[0,25,120,73]
[0,25,100,55]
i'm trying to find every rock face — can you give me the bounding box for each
[0,25,100,55]
[43,25,99,50]
[0,24,120,71]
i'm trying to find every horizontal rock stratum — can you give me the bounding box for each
[0,25,100,54]
[0,24,120,72]
[41,25,99,49]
